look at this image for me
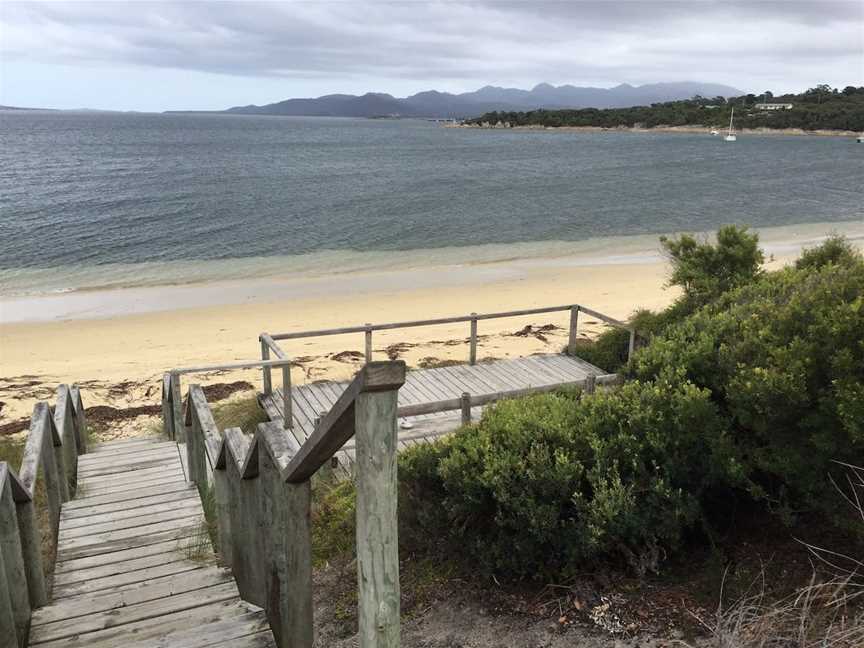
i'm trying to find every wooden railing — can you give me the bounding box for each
[0,386,87,648]
[162,357,295,437]
[179,361,406,648]
[259,303,635,426]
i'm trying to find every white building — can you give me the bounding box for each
[755,103,794,111]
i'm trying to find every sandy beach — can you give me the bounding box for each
[0,259,675,429]
[1,221,862,437]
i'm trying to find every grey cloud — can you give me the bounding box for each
[2,0,862,90]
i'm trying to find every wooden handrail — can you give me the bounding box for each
[282,361,406,483]
[264,302,636,368]
[269,303,628,340]
[395,373,620,418]
[162,357,296,439]
[179,361,407,648]
[1,386,87,648]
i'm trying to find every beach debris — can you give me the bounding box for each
[383,342,416,360]
[416,357,464,369]
[589,595,629,635]
[201,381,254,401]
[85,404,162,424]
[0,417,30,437]
[510,323,561,343]
[331,350,365,363]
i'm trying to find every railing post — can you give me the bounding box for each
[469,313,478,365]
[185,392,206,488]
[568,305,579,356]
[162,373,173,438]
[365,324,373,363]
[585,373,596,395]
[14,494,47,609]
[355,371,401,648]
[49,416,70,505]
[170,372,184,442]
[460,392,471,426]
[70,385,87,455]
[282,364,293,429]
[0,467,29,647]
[56,386,78,494]
[627,329,636,365]
[0,541,17,648]
[261,336,273,396]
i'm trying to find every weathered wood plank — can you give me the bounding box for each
[53,550,206,588]
[77,447,178,469]
[56,520,202,562]
[32,566,234,625]
[59,500,203,540]
[355,387,400,648]
[54,536,196,574]
[52,560,209,600]
[57,514,203,555]
[29,593,256,647]
[61,493,199,528]
[61,481,196,511]
[122,609,271,648]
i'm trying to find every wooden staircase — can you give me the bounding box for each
[27,437,275,648]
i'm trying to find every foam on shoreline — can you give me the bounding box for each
[1,220,860,323]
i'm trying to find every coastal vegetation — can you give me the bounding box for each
[469,85,864,132]
[395,230,863,594]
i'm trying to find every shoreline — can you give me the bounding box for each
[449,123,862,137]
[1,221,861,430]
[2,221,861,322]
[1,257,678,427]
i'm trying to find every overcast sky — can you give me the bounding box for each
[1,0,862,112]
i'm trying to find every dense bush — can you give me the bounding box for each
[574,226,764,373]
[400,378,728,579]
[795,234,862,271]
[660,225,764,309]
[569,309,668,372]
[634,256,864,519]
[400,235,863,581]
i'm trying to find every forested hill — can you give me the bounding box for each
[468,85,864,132]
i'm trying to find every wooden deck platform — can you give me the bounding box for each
[260,353,605,462]
[28,438,275,648]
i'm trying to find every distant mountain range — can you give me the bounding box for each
[221,82,744,118]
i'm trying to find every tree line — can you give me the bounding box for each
[469,85,864,132]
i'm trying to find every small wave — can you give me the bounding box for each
[0,219,861,299]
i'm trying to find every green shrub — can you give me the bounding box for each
[795,235,861,271]
[634,259,864,520]
[399,378,728,579]
[571,309,672,373]
[311,477,356,566]
[660,225,764,309]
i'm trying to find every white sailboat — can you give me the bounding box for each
[725,108,737,142]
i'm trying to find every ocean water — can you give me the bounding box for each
[0,111,862,297]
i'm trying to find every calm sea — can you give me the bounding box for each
[1,112,862,296]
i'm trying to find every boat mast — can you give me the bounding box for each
[728,108,734,135]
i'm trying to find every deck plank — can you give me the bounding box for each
[266,353,608,453]
[35,437,277,646]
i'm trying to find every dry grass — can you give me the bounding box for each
[0,437,55,578]
[210,394,268,435]
[182,480,218,562]
[690,463,864,648]
[689,573,863,647]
